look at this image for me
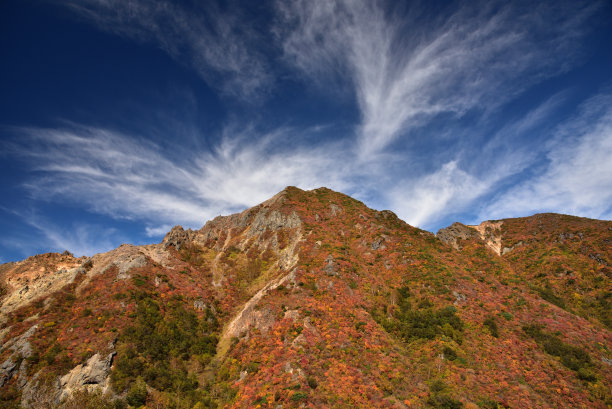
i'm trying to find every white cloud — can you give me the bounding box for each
[31,220,120,258]
[377,93,570,229]
[480,94,612,221]
[389,161,489,228]
[10,124,356,233]
[276,0,596,157]
[145,224,173,237]
[9,91,611,242]
[60,0,271,99]
[5,0,608,256]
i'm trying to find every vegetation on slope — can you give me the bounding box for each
[0,187,610,408]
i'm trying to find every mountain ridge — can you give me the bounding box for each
[0,186,610,409]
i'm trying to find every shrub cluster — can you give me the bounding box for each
[483,317,499,338]
[376,285,464,343]
[427,380,463,408]
[535,286,566,309]
[523,324,596,382]
[111,292,219,407]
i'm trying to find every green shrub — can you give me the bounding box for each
[244,361,260,374]
[523,324,595,380]
[443,346,457,361]
[111,293,219,404]
[394,305,463,343]
[577,367,597,382]
[536,287,565,309]
[483,317,499,338]
[476,398,504,408]
[43,343,62,365]
[131,275,147,287]
[290,392,308,401]
[126,377,147,406]
[430,380,447,394]
[307,376,318,389]
[375,284,464,344]
[428,394,463,408]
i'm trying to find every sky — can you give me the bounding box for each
[1,0,611,262]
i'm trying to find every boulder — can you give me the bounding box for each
[59,351,115,400]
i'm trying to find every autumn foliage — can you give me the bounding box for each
[0,187,610,408]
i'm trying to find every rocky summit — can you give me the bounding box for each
[0,187,610,409]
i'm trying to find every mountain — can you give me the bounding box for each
[0,187,610,409]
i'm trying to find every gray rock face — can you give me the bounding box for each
[0,359,17,388]
[13,349,116,408]
[371,236,386,250]
[589,253,607,266]
[436,223,478,250]
[194,205,302,250]
[453,291,467,305]
[248,210,301,237]
[162,225,192,250]
[329,204,343,216]
[0,325,37,388]
[89,245,151,281]
[378,210,399,220]
[193,299,206,311]
[501,241,524,255]
[59,351,115,400]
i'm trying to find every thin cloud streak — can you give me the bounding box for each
[9,124,356,233]
[8,89,611,242]
[276,0,596,157]
[380,92,570,229]
[61,0,271,99]
[0,208,121,258]
[388,161,489,228]
[480,94,612,222]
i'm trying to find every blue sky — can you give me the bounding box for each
[1,0,611,262]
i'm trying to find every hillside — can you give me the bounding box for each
[0,187,610,409]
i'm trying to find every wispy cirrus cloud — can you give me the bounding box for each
[388,161,488,228]
[6,90,611,242]
[4,0,609,260]
[271,0,606,229]
[8,123,355,233]
[276,0,597,157]
[480,93,612,221]
[372,92,571,229]
[0,207,122,257]
[61,0,271,99]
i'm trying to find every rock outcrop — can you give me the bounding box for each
[162,225,193,250]
[0,325,37,388]
[0,253,84,321]
[436,222,479,250]
[59,351,115,400]
[437,220,505,254]
[470,220,504,254]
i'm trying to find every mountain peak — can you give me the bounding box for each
[1,188,610,408]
